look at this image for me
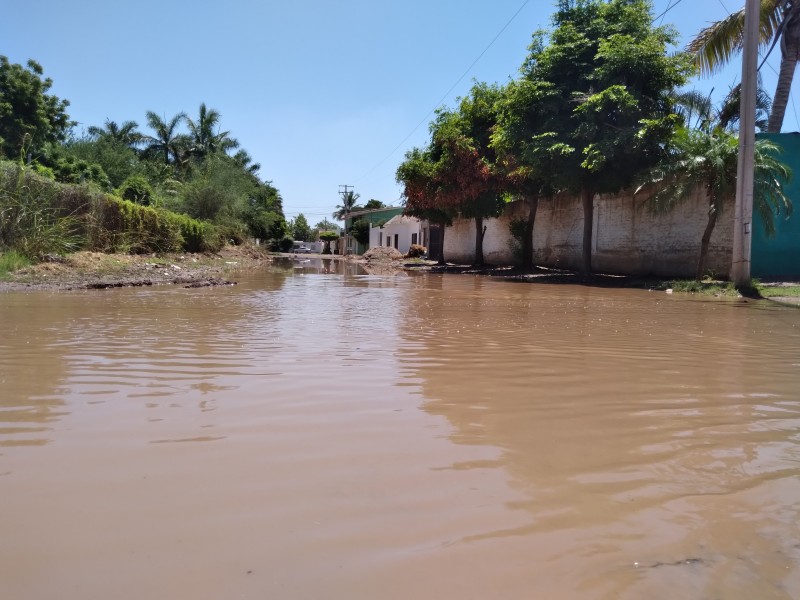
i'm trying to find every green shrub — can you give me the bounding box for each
[174,214,222,253]
[87,194,222,254]
[268,235,294,252]
[214,214,249,246]
[117,175,154,206]
[350,219,370,245]
[87,195,181,253]
[50,156,111,190]
[31,163,55,180]
[0,161,232,257]
[0,249,32,277]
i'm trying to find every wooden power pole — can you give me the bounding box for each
[339,185,353,255]
[732,0,760,286]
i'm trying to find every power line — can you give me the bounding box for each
[353,0,531,185]
[657,0,675,26]
[355,0,681,189]
[652,0,686,23]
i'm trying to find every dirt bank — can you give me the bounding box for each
[2,248,798,305]
[0,245,273,292]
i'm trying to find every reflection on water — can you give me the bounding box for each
[398,276,800,598]
[0,266,799,599]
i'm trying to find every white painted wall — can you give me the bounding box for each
[444,188,733,278]
[369,216,423,255]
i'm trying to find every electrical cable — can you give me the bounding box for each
[658,0,675,26]
[352,0,531,185]
[652,0,686,23]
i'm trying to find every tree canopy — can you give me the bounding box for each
[291,213,312,241]
[0,56,290,254]
[0,56,74,158]
[517,0,691,273]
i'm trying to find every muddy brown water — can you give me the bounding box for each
[1,258,799,599]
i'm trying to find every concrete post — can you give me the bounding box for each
[732,0,759,286]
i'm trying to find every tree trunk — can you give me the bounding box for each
[580,186,594,276]
[695,198,718,280]
[768,16,800,132]
[474,216,487,266]
[521,196,539,271]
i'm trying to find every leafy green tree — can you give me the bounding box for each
[246,209,287,243]
[492,79,563,270]
[364,199,386,209]
[232,149,261,175]
[65,136,140,188]
[186,103,239,158]
[397,83,507,266]
[687,0,796,132]
[143,111,187,165]
[0,56,74,158]
[314,218,338,232]
[243,181,288,242]
[319,230,339,254]
[350,218,370,245]
[35,145,111,189]
[523,0,690,274]
[180,154,255,221]
[445,82,508,266]
[290,213,312,241]
[396,146,456,265]
[637,127,791,279]
[87,119,143,149]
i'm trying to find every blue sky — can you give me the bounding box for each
[3,0,795,225]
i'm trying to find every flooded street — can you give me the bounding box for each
[1,259,799,599]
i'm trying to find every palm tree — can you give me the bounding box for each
[637,127,791,279]
[332,190,361,221]
[674,82,772,132]
[87,119,143,148]
[232,149,261,175]
[687,0,799,132]
[185,103,240,158]
[143,111,187,164]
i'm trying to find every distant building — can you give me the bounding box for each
[342,206,403,255]
[369,214,425,255]
[340,205,435,256]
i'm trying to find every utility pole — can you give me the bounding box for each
[339,185,353,255]
[732,0,759,286]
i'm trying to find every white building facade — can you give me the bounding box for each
[368,215,426,255]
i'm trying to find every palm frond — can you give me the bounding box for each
[687,1,783,76]
[753,139,793,235]
[673,89,714,128]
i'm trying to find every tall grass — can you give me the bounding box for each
[0,160,223,259]
[0,249,31,278]
[0,163,84,258]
